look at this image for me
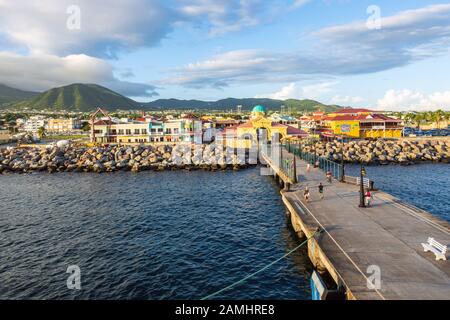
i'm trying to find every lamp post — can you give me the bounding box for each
[293,154,298,183]
[340,136,345,182]
[358,161,366,208]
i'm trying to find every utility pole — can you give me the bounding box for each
[340,136,345,182]
[359,161,366,208]
[293,155,297,183]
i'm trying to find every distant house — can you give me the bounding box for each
[47,118,82,133]
[23,116,47,133]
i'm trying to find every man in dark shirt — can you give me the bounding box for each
[318,183,324,200]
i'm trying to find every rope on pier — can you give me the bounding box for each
[200,228,322,300]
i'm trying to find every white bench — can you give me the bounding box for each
[421,237,447,261]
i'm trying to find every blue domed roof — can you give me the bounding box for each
[252,105,266,113]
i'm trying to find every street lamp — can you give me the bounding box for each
[340,136,345,182]
[293,154,297,183]
[358,161,366,208]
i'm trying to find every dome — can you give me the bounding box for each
[252,105,266,113]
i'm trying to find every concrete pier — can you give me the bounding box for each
[263,148,450,300]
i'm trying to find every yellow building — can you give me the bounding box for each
[93,120,150,143]
[222,105,307,147]
[323,108,403,139]
[114,122,150,143]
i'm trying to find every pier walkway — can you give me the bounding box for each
[264,147,450,300]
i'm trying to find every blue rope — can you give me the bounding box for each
[201,229,321,300]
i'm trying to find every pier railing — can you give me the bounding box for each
[284,143,343,181]
[261,143,373,189]
[260,143,297,183]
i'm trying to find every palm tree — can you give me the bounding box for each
[403,113,411,126]
[413,113,424,129]
[444,111,450,129]
[37,126,46,140]
[433,109,445,129]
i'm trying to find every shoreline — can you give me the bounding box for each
[1,137,450,175]
[298,138,450,165]
[0,143,254,174]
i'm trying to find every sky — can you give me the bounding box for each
[0,0,450,111]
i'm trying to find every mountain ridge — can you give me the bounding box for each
[0,84,39,105]
[8,83,141,111]
[2,83,342,112]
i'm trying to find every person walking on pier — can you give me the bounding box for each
[326,170,332,183]
[365,189,373,207]
[306,163,311,173]
[304,187,310,203]
[318,183,324,200]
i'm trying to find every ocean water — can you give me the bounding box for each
[344,163,450,222]
[0,168,312,299]
[1,163,448,300]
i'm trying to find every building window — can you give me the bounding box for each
[165,128,172,134]
[118,129,124,135]
[174,128,179,134]
[151,128,156,133]
[126,129,131,135]
[158,128,163,132]
[141,129,147,134]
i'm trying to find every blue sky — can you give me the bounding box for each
[0,0,449,111]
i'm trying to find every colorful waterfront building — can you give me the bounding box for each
[91,116,203,144]
[47,118,82,133]
[163,116,203,143]
[323,108,403,138]
[269,113,300,128]
[22,116,47,133]
[222,105,308,145]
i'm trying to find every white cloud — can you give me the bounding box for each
[291,0,311,9]
[255,83,298,100]
[0,0,175,58]
[330,95,364,105]
[0,52,158,97]
[0,1,308,57]
[255,81,337,100]
[179,0,259,36]
[168,4,450,88]
[376,89,450,111]
[301,82,337,99]
[179,0,310,36]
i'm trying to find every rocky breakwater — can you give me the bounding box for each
[0,143,251,174]
[301,139,450,165]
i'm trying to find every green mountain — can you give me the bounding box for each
[283,99,341,113]
[3,82,342,112]
[145,98,213,109]
[146,98,340,112]
[10,83,141,111]
[0,84,39,105]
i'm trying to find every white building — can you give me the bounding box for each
[23,116,47,133]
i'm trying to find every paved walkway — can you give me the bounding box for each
[281,149,450,300]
